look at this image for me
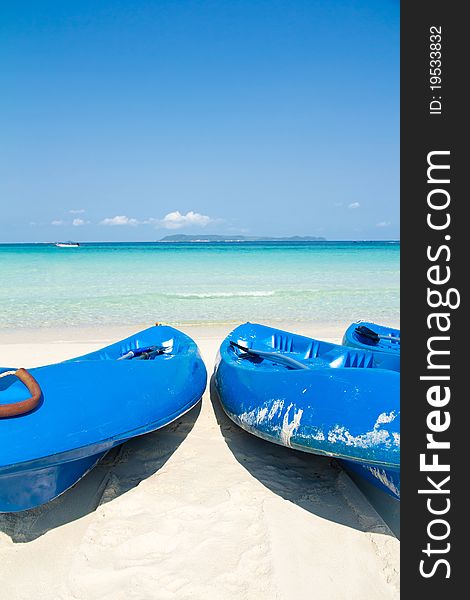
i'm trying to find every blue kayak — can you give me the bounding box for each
[0,325,206,512]
[343,321,400,361]
[214,323,400,499]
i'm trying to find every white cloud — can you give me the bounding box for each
[72,218,87,226]
[99,211,214,229]
[376,221,391,228]
[69,209,85,214]
[100,215,139,226]
[159,210,213,230]
[348,202,361,209]
[51,219,65,226]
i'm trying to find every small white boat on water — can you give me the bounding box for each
[55,241,80,248]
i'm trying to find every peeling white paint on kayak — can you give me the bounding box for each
[280,403,303,447]
[364,465,400,497]
[327,411,400,450]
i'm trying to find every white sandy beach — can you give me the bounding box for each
[0,324,399,600]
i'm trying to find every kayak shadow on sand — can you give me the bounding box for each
[0,401,201,543]
[209,376,399,539]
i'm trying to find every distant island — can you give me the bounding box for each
[158,234,326,242]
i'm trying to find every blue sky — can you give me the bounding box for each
[1,0,399,242]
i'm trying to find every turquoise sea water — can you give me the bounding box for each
[0,242,399,330]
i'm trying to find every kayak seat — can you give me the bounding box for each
[271,333,294,353]
[325,349,375,369]
[270,334,322,359]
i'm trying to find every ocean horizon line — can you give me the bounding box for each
[0,239,401,245]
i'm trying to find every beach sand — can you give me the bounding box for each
[0,324,399,599]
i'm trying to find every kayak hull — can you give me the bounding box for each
[342,460,400,499]
[1,325,207,512]
[0,452,106,513]
[214,323,400,499]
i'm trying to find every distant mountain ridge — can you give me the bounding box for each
[158,234,326,242]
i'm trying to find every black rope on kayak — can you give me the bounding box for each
[229,341,309,370]
[354,325,400,344]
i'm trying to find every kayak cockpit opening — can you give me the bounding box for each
[68,332,179,362]
[230,336,377,371]
[117,342,173,360]
[229,341,310,370]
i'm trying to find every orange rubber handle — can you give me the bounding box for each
[0,368,42,418]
